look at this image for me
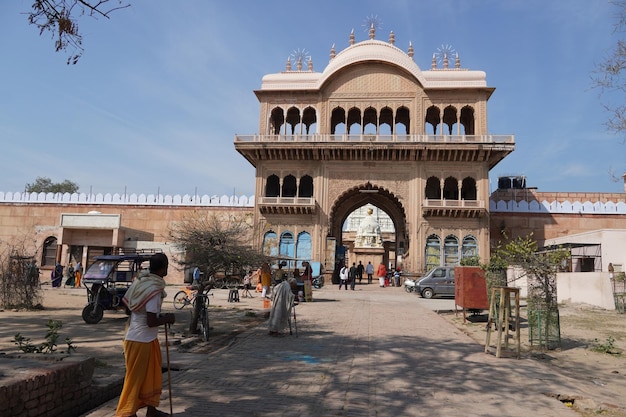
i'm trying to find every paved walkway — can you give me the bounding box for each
[82,284,609,417]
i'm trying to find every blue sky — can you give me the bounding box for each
[1,0,624,197]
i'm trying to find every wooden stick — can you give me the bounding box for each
[164,323,173,417]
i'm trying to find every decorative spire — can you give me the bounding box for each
[286,57,291,72]
[308,58,313,71]
[443,54,449,69]
[408,41,414,59]
[432,53,437,69]
[297,56,303,71]
[455,52,460,68]
[350,29,355,45]
[369,23,375,39]
[389,31,395,45]
[330,43,336,59]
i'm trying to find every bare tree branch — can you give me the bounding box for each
[27,0,130,64]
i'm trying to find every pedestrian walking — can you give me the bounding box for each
[377,262,387,287]
[349,262,357,290]
[356,261,364,283]
[339,265,349,290]
[116,253,175,417]
[366,261,374,284]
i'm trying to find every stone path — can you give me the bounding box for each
[81,284,622,417]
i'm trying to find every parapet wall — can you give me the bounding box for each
[0,355,113,417]
[0,191,254,207]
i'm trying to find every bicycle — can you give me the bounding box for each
[173,286,197,310]
[195,289,211,341]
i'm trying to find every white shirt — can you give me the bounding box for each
[125,294,161,343]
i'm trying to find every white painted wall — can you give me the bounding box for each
[556,272,616,310]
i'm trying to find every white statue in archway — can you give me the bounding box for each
[354,208,383,248]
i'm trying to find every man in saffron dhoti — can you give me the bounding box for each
[115,253,175,417]
[268,278,297,336]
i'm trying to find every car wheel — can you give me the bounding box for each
[421,288,434,299]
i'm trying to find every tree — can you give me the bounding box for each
[168,212,267,333]
[25,177,79,194]
[27,0,130,64]
[592,1,626,143]
[487,233,568,350]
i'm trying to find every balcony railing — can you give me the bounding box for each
[235,134,514,144]
[258,197,315,205]
[423,199,485,208]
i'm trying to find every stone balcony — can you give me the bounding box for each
[234,133,514,168]
[258,196,316,215]
[422,198,486,218]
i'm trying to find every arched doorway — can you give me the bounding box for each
[328,183,407,282]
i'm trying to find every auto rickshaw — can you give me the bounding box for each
[81,250,160,324]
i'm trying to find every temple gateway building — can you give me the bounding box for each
[235,25,514,277]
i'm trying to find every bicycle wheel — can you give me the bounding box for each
[173,290,189,310]
[201,308,210,341]
[213,278,225,289]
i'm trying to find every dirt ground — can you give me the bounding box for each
[1,288,625,416]
[443,301,626,417]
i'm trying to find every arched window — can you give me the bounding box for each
[331,107,346,135]
[347,107,362,135]
[425,176,441,199]
[262,231,279,257]
[265,175,280,197]
[269,107,285,135]
[296,232,312,268]
[425,234,441,272]
[461,177,477,200]
[302,106,317,135]
[443,105,457,135]
[462,236,478,260]
[460,106,475,135]
[298,175,313,197]
[279,231,295,268]
[425,106,441,135]
[444,235,459,266]
[363,107,377,134]
[443,177,458,200]
[42,236,58,266]
[379,107,394,135]
[282,175,297,197]
[396,106,410,134]
[286,107,301,135]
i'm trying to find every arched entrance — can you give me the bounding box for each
[328,183,407,281]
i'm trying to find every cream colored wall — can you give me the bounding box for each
[557,272,615,310]
[0,203,253,284]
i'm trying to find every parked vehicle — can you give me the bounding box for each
[416,266,456,299]
[312,275,324,289]
[81,250,160,324]
[404,275,418,293]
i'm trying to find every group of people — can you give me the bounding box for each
[338,261,391,288]
[50,261,83,288]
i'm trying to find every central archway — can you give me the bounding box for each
[328,182,408,260]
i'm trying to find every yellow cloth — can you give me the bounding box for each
[123,270,166,312]
[261,271,272,287]
[115,339,163,417]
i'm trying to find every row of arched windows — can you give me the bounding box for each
[265,174,314,198]
[267,104,477,136]
[262,231,312,268]
[425,176,477,200]
[425,234,478,272]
